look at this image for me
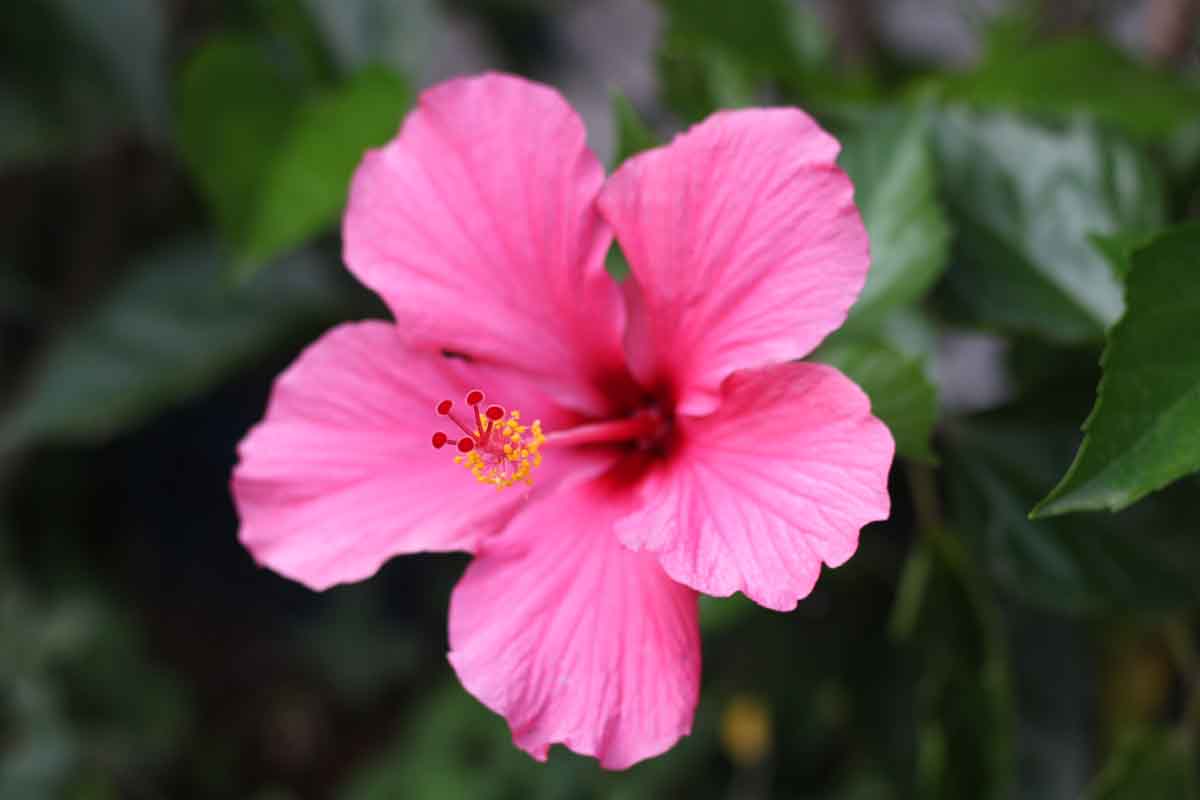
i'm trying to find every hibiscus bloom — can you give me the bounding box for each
[232,72,893,769]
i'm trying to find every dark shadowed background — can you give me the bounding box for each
[2,1,1200,798]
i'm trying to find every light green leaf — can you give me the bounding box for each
[935,110,1166,342]
[0,239,346,453]
[1087,729,1199,800]
[813,339,938,463]
[933,37,1200,140]
[177,36,301,256]
[240,66,411,277]
[840,107,950,331]
[945,413,1200,615]
[611,89,658,167]
[1034,225,1200,516]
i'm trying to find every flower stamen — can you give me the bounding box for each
[431,389,545,490]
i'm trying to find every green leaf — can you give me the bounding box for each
[933,37,1200,141]
[1087,729,1199,800]
[1089,231,1155,281]
[177,36,301,255]
[840,107,950,331]
[944,413,1200,615]
[0,239,346,453]
[935,110,1166,342]
[1034,225,1200,516]
[610,89,658,167]
[812,339,938,463]
[240,66,411,277]
[657,0,802,79]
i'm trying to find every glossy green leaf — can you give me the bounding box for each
[945,414,1200,615]
[240,67,411,276]
[934,37,1200,140]
[177,37,300,256]
[611,89,658,167]
[935,111,1166,342]
[1035,225,1200,516]
[840,107,950,331]
[813,339,938,463]
[0,240,346,453]
[1087,730,1199,800]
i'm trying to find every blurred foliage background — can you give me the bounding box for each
[2,0,1200,797]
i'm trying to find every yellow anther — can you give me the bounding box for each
[444,408,547,490]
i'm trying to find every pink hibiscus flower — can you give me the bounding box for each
[231,72,893,769]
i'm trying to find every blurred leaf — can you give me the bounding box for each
[933,37,1200,140]
[1086,729,1199,799]
[1008,610,1092,800]
[0,85,64,168]
[935,111,1165,342]
[0,0,167,161]
[1034,225,1200,516]
[907,526,1014,800]
[698,593,756,634]
[657,0,801,79]
[944,414,1200,615]
[241,67,411,277]
[1089,231,1154,281]
[178,36,301,255]
[340,680,714,800]
[605,244,631,282]
[47,0,169,138]
[840,107,950,332]
[304,0,446,83]
[813,339,938,463]
[0,239,346,453]
[611,90,658,167]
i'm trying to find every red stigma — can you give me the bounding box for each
[457,438,475,453]
[465,389,485,406]
[431,432,449,449]
[485,405,505,421]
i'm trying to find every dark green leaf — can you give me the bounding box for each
[1034,225,1200,516]
[0,84,64,168]
[240,67,411,277]
[1087,729,1199,800]
[49,0,169,138]
[840,107,950,331]
[658,0,802,78]
[610,89,658,167]
[906,527,1014,800]
[935,111,1165,342]
[933,37,1200,140]
[177,36,301,255]
[812,339,938,463]
[0,239,346,453]
[945,413,1200,615]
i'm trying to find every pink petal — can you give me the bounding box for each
[343,72,627,414]
[232,321,596,590]
[597,109,869,415]
[448,475,700,769]
[615,362,893,612]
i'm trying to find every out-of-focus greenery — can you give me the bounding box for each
[2,0,1199,797]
